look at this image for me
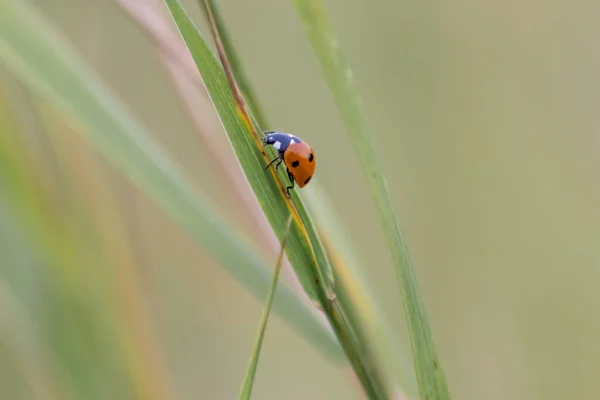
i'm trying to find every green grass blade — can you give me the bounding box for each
[163,0,334,308]
[237,215,293,400]
[162,1,391,397]
[292,1,452,399]
[0,0,343,363]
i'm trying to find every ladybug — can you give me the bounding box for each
[262,131,316,196]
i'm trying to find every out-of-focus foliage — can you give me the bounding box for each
[1,0,600,399]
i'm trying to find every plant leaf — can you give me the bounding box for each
[292,1,452,398]
[0,0,343,363]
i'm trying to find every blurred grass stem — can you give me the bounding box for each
[292,0,451,398]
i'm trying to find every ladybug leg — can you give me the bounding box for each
[286,168,295,196]
[265,156,282,170]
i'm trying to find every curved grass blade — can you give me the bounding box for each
[292,1,452,399]
[237,215,293,400]
[0,0,343,363]
[162,0,391,398]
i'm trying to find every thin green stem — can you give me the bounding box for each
[237,215,293,400]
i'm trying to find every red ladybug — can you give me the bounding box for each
[262,131,316,196]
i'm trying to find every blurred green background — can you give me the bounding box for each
[2,0,600,399]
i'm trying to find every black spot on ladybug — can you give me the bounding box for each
[292,160,300,168]
[304,176,312,185]
[308,153,314,162]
